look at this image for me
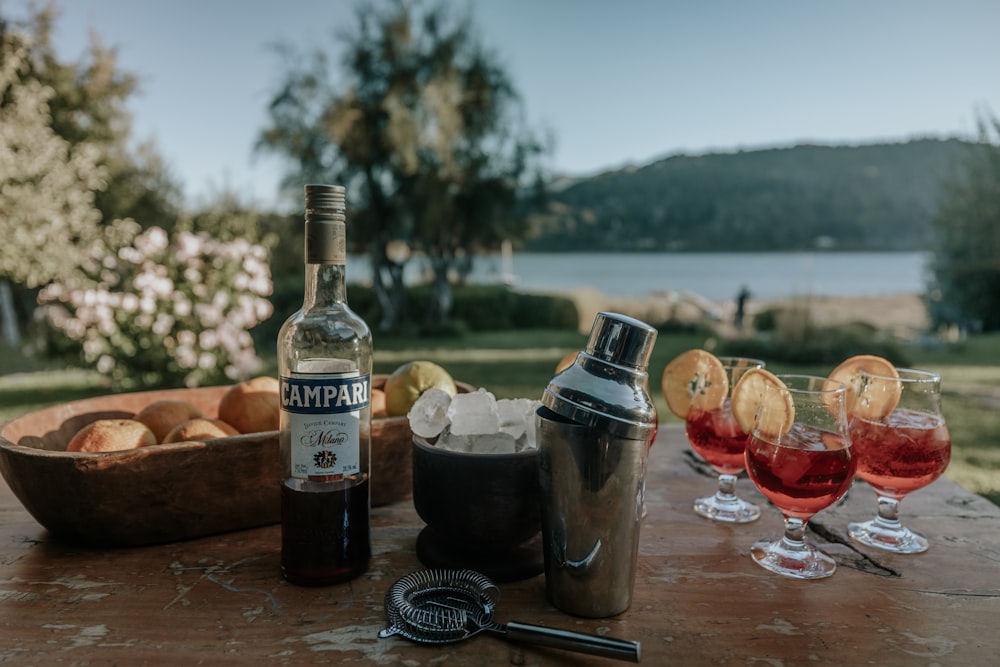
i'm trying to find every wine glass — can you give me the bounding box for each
[847,368,951,553]
[744,375,857,579]
[685,356,765,523]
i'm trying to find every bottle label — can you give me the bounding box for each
[280,372,370,480]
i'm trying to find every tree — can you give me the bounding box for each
[0,20,106,345]
[927,115,1000,332]
[0,2,183,345]
[14,3,183,229]
[257,0,546,332]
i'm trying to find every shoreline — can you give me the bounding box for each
[754,293,930,337]
[555,288,930,337]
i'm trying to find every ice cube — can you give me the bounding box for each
[407,388,453,439]
[435,425,475,453]
[435,428,516,454]
[469,432,518,455]
[435,427,518,455]
[497,398,540,439]
[447,388,500,436]
[515,425,539,452]
[521,406,540,450]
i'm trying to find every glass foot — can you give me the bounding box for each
[693,493,761,523]
[848,519,929,554]
[750,538,837,579]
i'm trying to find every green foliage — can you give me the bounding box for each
[257,0,548,332]
[0,19,107,289]
[725,301,909,365]
[530,139,971,252]
[452,287,578,331]
[751,307,780,332]
[355,284,577,333]
[718,326,911,367]
[927,116,1000,332]
[0,2,183,345]
[655,319,715,335]
[256,280,577,347]
[4,3,182,230]
[36,225,274,389]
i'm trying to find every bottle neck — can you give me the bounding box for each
[303,262,346,310]
[302,218,348,309]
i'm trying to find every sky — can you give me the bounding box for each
[6,0,1000,210]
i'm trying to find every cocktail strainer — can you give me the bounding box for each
[378,569,641,662]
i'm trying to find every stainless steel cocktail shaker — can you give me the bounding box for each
[536,312,658,618]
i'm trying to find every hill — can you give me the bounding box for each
[525,138,972,252]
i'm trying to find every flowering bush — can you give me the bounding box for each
[37,222,274,389]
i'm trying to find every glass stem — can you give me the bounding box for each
[716,473,737,501]
[781,517,808,552]
[874,495,903,530]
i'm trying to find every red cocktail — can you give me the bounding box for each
[671,356,764,523]
[847,368,951,553]
[743,374,855,579]
[686,400,746,474]
[745,424,856,521]
[850,410,950,497]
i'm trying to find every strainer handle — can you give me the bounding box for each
[504,621,641,663]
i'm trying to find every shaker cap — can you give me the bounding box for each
[586,312,656,369]
[541,312,658,440]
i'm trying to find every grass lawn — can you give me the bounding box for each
[2,330,998,505]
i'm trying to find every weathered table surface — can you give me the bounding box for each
[1,424,998,665]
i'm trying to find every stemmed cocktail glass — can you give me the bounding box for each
[685,357,765,523]
[846,368,951,553]
[743,374,857,579]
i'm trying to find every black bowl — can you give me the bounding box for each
[412,435,541,548]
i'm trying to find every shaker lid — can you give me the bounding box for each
[541,312,658,439]
[586,312,656,369]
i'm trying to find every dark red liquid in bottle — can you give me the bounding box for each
[280,476,370,585]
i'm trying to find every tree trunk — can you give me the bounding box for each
[370,239,407,332]
[364,171,409,333]
[426,255,453,331]
[377,261,407,332]
[0,279,21,347]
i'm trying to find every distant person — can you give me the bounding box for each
[734,286,751,330]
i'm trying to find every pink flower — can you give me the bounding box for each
[39,223,275,389]
[134,227,169,256]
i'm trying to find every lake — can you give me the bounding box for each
[349,251,932,303]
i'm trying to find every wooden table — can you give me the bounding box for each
[1,424,998,665]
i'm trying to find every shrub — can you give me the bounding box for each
[718,325,912,367]
[260,283,578,337]
[37,224,274,389]
[432,285,577,332]
[752,307,780,332]
[656,319,715,335]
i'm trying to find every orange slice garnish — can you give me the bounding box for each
[661,349,728,419]
[828,354,900,419]
[731,368,794,436]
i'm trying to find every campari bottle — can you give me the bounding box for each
[277,184,373,585]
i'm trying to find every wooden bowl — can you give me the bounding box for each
[0,377,475,546]
[0,386,276,546]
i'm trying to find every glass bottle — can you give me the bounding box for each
[277,184,373,585]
